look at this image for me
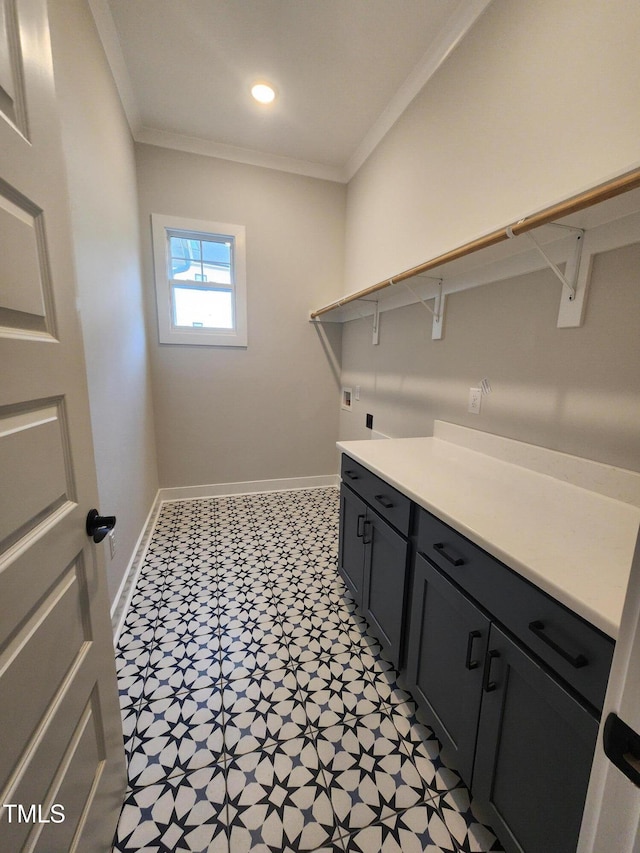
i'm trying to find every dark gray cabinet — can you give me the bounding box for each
[416,508,614,711]
[337,453,615,853]
[338,484,367,603]
[405,553,489,786]
[362,507,409,669]
[473,623,599,853]
[407,554,600,852]
[408,507,614,853]
[338,457,411,668]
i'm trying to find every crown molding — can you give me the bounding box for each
[88,0,142,134]
[134,127,346,183]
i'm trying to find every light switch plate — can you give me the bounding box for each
[468,387,482,414]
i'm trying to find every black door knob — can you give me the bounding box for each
[86,509,116,544]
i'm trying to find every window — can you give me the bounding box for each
[151,214,247,346]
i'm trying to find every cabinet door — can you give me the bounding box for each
[338,484,366,605]
[405,554,490,786]
[362,510,409,669]
[473,624,599,853]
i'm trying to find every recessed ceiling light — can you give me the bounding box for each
[251,82,276,105]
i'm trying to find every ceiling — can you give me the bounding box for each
[92,0,493,182]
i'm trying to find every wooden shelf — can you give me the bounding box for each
[310,168,640,334]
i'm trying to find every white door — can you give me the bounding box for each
[578,531,640,852]
[0,1,126,851]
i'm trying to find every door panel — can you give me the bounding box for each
[5,681,107,853]
[0,560,88,787]
[34,693,106,853]
[0,191,48,318]
[0,1,126,850]
[0,400,71,547]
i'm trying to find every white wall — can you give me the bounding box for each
[344,0,640,295]
[135,143,345,488]
[49,0,159,602]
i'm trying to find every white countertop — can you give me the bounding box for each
[337,427,640,639]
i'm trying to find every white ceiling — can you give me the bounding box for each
[92,0,493,182]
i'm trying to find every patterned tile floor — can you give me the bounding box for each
[112,487,504,853]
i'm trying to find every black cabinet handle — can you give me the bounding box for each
[465,630,482,670]
[483,649,500,692]
[433,542,465,567]
[528,620,588,669]
[362,519,372,546]
[356,514,365,538]
[374,494,394,509]
[344,470,359,480]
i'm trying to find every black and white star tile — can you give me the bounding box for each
[112,487,503,853]
[115,765,229,853]
[127,687,225,787]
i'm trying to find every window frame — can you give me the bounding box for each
[151,213,247,347]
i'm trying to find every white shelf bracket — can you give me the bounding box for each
[355,297,380,344]
[402,278,446,340]
[506,222,590,328]
[371,300,380,345]
[556,238,594,328]
[506,222,584,300]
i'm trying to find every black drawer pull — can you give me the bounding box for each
[465,630,481,670]
[374,494,394,509]
[356,514,365,538]
[483,649,500,692]
[433,542,465,567]
[528,620,588,669]
[344,470,359,480]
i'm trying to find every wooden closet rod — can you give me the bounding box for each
[310,167,640,319]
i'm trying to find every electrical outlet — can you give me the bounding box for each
[109,530,117,559]
[468,387,482,414]
[366,413,374,429]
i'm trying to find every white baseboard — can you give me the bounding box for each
[110,489,162,642]
[158,474,339,502]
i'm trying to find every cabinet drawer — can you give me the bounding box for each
[341,455,411,536]
[416,508,614,712]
